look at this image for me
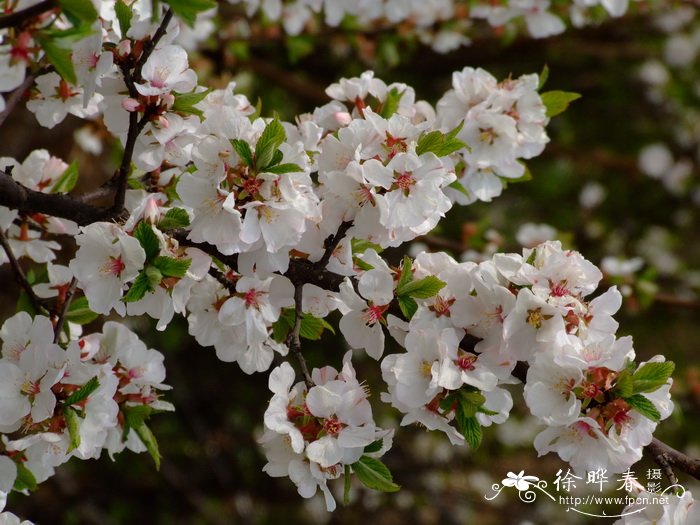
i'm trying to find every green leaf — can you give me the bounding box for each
[352,456,400,493]
[255,118,286,170]
[614,369,634,398]
[632,361,675,394]
[351,239,383,255]
[133,221,160,262]
[397,295,418,320]
[64,377,100,406]
[64,406,82,452]
[153,256,191,278]
[36,35,77,85]
[538,64,549,90]
[625,394,661,422]
[416,123,467,157]
[448,179,470,198]
[52,160,79,193]
[272,308,295,343]
[16,290,38,316]
[540,90,581,118]
[397,256,413,291]
[59,0,98,23]
[286,35,315,63]
[123,269,157,303]
[298,315,323,340]
[263,163,303,175]
[14,463,38,492]
[231,139,254,167]
[171,89,211,118]
[124,406,161,470]
[364,440,383,454]
[64,296,99,325]
[379,87,404,118]
[162,0,216,26]
[396,276,445,299]
[353,256,374,272]
[460,415,482,449]
[115,0,133,35]
[157,207,190,230]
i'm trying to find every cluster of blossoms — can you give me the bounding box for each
[260,356,394,511]
[0,1,694,523]
[0,314,171,491]
[227,0,633,51]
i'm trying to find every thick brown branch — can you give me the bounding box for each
[0,0,57,29]
[646,438,700,482]
[0,170,117,225]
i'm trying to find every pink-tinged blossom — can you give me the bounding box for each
[69,222,146,315]
[136,45,197,96]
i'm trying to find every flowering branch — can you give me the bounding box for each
[317,221,352,268]
[0,0,57,30]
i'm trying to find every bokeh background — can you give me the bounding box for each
[2,2,700,523]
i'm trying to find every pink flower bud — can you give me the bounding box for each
[157,115,169,128]
[333,111,353,126]
[117,40,131,57]
[121,97,139,112]
[143,196,161,224]
[161,93,175,108]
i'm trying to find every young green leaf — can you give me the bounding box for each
[379,87,405,118]
[625,394,661,422]
[64,377,100,406]
[115,0,133,35]
[64,296,99,325]
[171,89,211,118]
[396,276,445,299]
[124,406,161,470]
[448,179,470,198]
[162,0,216,26]
[231,139,254,167]
[540,90,582,118]
[255,118,286,170]
[344,464,352,505]
[263,163,303,175]
[36,35,77,85]
[352,456,400,493]
[538,64,549,90]
[52,160,79,193]
[153,256,191,278]
[123,271,151,303]
[396,255,413,291]
[64,406,82,452]
[133,221,160,262]
[59,0,98,23]
[14,463,38,492]
[397,295,418,320]
[157,207,191,230]
[632,361,675,394]
[363,440,383,454]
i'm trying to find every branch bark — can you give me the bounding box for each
[287,283,313,389]
[0,0,57,30]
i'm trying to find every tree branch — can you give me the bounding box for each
[0,0,57,30]
[287,283,313,389]
[0,169,118,225]
[317,221,352,268]
[646,438,700,482]
[53,278,78,343]
[0,227,48,312]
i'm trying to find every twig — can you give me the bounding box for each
[0,227,49,312]
[287,284,313,389]
[0,0,57,29]
[208,266,236,294]
[0,168,117,225]
[112,9,174,215]
[53,277,78,343]
[0,70,38,128]
[317,221,352,268]
[647,438,700,482]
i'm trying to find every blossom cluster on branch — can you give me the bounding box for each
[0,0,697,523]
